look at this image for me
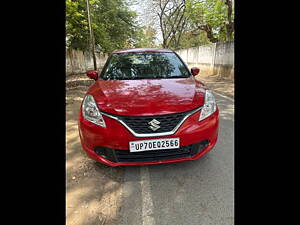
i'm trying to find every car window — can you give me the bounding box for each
[100,52,190,80]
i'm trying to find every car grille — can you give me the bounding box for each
[112,110,191,134]
[94,140,209,163]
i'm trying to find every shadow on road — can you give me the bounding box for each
[66,74,125,225]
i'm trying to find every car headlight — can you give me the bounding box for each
[82,94,106,127]
[199,90,217,121]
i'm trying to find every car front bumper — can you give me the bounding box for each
[78,108,219,167]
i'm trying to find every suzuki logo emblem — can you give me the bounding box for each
[148,119,161,131]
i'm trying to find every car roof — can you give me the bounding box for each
[112,48,174,54]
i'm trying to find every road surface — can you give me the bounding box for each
[66,74,234,225]
[119,92,234,225]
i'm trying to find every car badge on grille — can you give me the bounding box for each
[148,119,161,131]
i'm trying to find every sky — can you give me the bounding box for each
[128,0,163,45]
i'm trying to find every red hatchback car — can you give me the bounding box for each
[78,48,219,166]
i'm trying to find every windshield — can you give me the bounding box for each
[100,52,190,80]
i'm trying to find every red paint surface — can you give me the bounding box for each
[86,70,98,80]
[87,77,206,116]
[78,49,219,166]
[79,106,219,166]
[191,67,200,76]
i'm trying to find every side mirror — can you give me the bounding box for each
[191,67,200,76]
[86,70,98,80]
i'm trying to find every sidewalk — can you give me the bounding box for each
[196,74,234,99]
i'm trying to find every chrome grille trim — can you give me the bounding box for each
[101,106,202,138]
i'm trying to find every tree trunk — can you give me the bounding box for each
[225,0,234,41]
[86,0,97,70]
[198,24,219,43]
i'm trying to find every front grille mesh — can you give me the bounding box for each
[113,111,189,134]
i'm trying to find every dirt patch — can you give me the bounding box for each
[66,73,125,225]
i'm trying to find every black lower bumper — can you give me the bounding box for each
[94,140,209,163]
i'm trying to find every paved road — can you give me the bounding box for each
[119,93,234,225]
[66,75,234,225]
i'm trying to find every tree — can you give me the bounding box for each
[134,25,158,48]
[185,0,234,43]
[178,30,210,48]
[145,0,234,49]
[152,0,188,49]
[66,0,143,53]
[66,0,90,50]
[224,0,234,41]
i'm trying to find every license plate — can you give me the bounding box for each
[129,138,180,152]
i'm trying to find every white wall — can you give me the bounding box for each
[66,49,108,75]
[66,42,234,80]
[176,41,234,79]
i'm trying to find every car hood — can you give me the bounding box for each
[87,77,206,116]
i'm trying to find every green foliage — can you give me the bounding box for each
[66,0,90,50]
[178,31,210,49]
[66,0,234,52]
[134,26,158,48]
[185,0,234,43]
[66,0,143,53]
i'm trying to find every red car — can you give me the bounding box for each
[78,48,219,166]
